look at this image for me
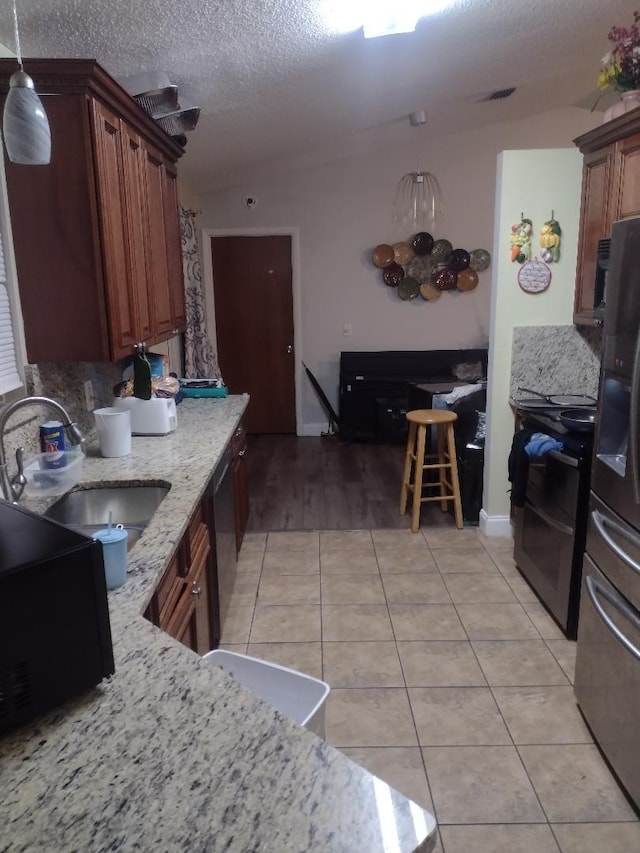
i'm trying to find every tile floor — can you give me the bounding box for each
[220,525,640,853]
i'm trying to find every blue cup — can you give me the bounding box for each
[94,526,128,590]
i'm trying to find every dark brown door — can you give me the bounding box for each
[211,235,296,434]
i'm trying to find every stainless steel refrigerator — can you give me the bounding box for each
[574,214,640,808]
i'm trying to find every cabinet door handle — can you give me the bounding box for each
[238,448,246,457]
[191,583,202,598]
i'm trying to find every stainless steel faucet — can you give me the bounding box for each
[0,396,85,503]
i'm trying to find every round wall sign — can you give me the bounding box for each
[518,259,551,294]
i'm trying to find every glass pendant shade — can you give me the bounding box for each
[393,170,444,234]
[3,69,51,165]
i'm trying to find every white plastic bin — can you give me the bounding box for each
[204,649,330,738]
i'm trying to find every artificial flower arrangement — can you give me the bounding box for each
[598,10,640,93]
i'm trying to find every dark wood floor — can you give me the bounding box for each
[245,434,458,532]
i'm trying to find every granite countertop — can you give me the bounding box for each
[1,396,437,853]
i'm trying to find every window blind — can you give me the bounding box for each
[0,228,21,395]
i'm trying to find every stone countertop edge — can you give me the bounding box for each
[1,396,437,853]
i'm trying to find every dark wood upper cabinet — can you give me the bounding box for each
[574,110,640,325]
[0,59,187,362]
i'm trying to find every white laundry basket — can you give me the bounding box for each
[204,649,330,738]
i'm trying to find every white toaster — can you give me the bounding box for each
[112,397,177,435]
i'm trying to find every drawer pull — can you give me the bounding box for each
[238,448,246,457]
[525,498,573,536]
[585,575,640,662]
[592,509,640,577]
[191,582,202,598]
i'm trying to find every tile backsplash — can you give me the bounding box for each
[2,361,122,465]
[510,325,602,399]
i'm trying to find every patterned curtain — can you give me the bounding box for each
[179,206,219,378]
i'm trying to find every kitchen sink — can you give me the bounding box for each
[44,484,170,552]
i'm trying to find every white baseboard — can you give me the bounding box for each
[299,422,338,437]
[479,509,514,538]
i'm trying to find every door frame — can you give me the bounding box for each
[202,226,303,435]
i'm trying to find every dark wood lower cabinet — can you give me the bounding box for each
[145,485,219,654]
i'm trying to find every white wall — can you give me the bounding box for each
[200,106,597,434]
[482,148,584,537]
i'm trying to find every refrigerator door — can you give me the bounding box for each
[591,216,640,528]
[575,555,640,809]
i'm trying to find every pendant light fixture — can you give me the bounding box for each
[2,0,51,165]
[392,111,443,234]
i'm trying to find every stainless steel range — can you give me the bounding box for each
[513,405,594,639]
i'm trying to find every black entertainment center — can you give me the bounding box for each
[338,349,488,444]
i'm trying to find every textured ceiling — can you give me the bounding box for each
[0,0,630,191]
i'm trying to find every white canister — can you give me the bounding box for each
[94,407,132,458]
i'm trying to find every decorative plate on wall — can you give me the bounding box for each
[518,259,551,294]
[372,244,395,268]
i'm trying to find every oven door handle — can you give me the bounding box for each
[526,500,573,536]
[548,449,579,468]
[585,575,640,662]
[592,509,640,577]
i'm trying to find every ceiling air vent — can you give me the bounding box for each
[482,87,516,102]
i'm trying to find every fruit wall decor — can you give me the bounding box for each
[539,213,562,263]
[509,214,533,263]
[371,231,491,302]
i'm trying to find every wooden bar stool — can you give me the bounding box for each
[400,409,464,533]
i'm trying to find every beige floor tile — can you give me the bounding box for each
[398,641,486,687]
[545,639,577,684]
[249,604,321,643]
[409,687,511,746]
[477,531,515,552]
[261,548,320,575]
[257,574,320,605]
[245,642,322,680]
[440,824,560,853]
[422,527,481,549]
[382,573,451,604]
[376,548,439,574]
[493,686,592,744]
[432,547,500,574]
[219,605,254,644]
[341,746,433,811]
[456,602,540,640]
[523,601,566,640]
[323,641,404,687]
[216,642,247,655]
[472,640,570,686]
[443,573,518,604]
[236,551,264,573]
[320,550,380,575]
[422,744,545,824]
[519,744,638,822]
[322,604,394,641]
[320,530,374,552]
[552,822,640,852]
[321,574,385,605]
[389,604,467,641]
[489,549,518,574]
[372,528,432,549]
[325,688,418,747]
[227,575,260,607]
[239,532,267,553]
[504,571,541,603]
[266,530,319,550]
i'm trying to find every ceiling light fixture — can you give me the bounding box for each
[362,1,454,39]
[2,0,51,165]
[392,110,443,235]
